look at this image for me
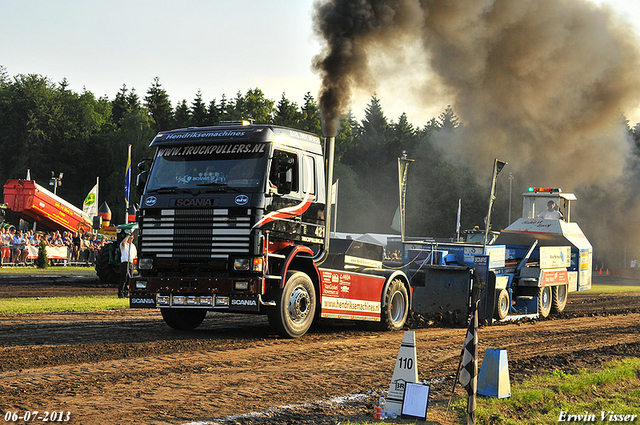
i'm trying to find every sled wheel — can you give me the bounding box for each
[551,284,568,314]
[495,289,510,320]
[538,286,552,318]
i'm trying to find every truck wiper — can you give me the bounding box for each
[196,182,241,193]
[148,186,179,193]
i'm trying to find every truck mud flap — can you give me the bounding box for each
[229,295,260,312]
[410,265,471,325]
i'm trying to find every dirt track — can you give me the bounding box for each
[0,274,639,425]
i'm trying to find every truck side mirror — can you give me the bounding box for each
[274,155,294,195]
[278,156,294,168]
[137,159,150,172]
[136,159,151,197]
[136,172,148,197]
[278,169,292,195]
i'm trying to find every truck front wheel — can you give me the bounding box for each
[161,308,207,330]
[551,284,568,313]
[538,286,552,318]
[268,271,316,338]
[380,279,409,331]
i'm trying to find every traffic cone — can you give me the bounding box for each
[599,268,602,275]
[606,269,609,275]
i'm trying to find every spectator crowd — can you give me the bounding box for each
[0,227,109,267]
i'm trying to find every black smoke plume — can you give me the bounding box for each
[313,0,640,266]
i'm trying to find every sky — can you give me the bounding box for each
[2,0,640,126]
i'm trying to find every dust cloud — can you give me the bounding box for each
[312,0,640,266]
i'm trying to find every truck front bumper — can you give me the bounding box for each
[129,276,269,313]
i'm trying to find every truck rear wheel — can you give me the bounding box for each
[380,279,409,331]
[495,289,510,320]
[268,271,316,338]
[161,308,207,330]
[551,284,568,313]
[538,286,552,318]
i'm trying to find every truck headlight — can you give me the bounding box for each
[233,258,250,271]
[138,258,154,270]
[233,257,263,272]
[135,280,147,290]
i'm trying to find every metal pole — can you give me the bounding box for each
[508,173,514,224]
[483,159,507,249]
[398,151,414,243]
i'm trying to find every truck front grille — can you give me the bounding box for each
[140,208,252,259]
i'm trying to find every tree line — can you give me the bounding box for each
[3,67,640,240]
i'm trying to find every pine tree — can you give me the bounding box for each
[144,77,174,132]
[273,93,301,128]
[191,90,208,127]
[300,92,322,136]
[173,99,191,128]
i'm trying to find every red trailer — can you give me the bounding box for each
[3,179,92,233]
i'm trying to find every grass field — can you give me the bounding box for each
[584,284,640,293]
[0,296,127,315]
[0,266,96,276]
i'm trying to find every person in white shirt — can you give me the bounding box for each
[538,200,564,220]
[0,227,11,266]
[118,234,137,298]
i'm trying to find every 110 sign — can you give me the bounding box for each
[397,356,414,370]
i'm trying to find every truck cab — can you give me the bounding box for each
[131,123,328,334]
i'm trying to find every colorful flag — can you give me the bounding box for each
[125,144,132,206]
[83,183,98,219]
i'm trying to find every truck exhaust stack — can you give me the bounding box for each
[313,136,335,266]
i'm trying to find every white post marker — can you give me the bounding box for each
[386,330,419,415]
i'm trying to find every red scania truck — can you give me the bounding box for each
[129,123,411,337]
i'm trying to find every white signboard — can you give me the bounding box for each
[485,245,506,268]
[540,246,571,269]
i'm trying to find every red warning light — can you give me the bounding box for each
[528,187,561,193]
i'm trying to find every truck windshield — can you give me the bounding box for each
[146,143,268,192]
